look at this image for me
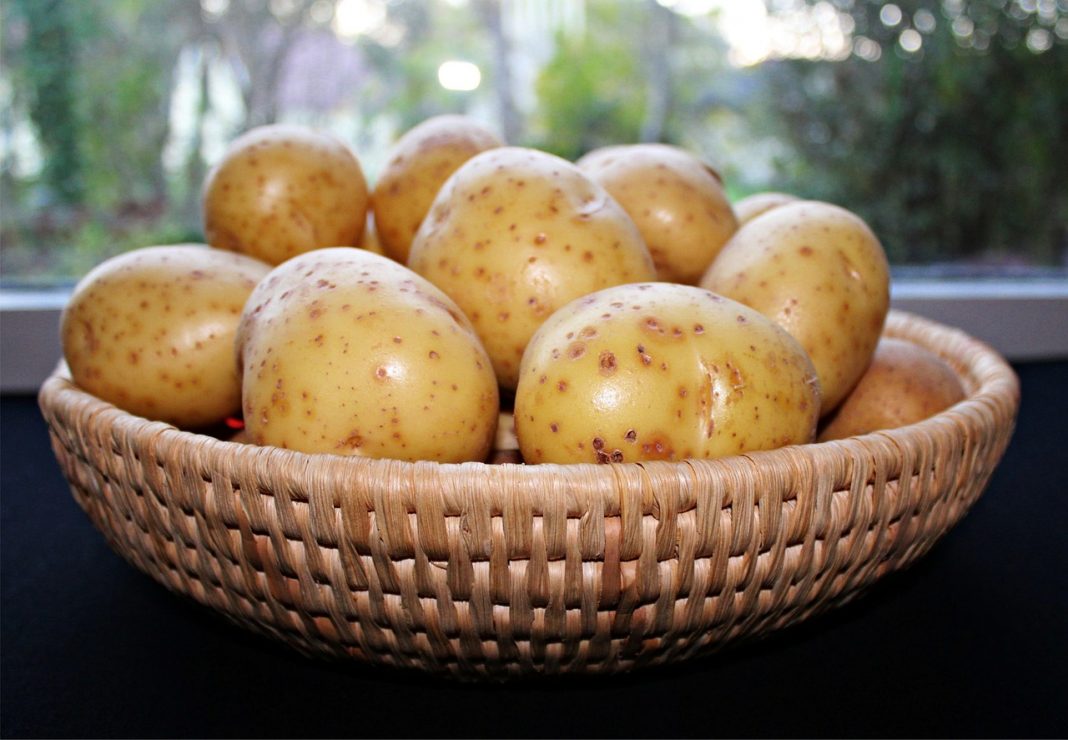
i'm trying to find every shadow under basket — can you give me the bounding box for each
[38,310,1020,680]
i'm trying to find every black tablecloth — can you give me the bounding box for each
[3,362,1067,738]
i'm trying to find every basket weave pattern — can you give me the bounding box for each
[39,311,1019,679]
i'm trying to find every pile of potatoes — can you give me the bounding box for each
[61,116,964,465]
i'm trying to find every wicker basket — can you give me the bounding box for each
[38,310,1019,679]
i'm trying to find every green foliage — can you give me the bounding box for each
[9,0,84,206]
[73,1,179,210]
[757,0,1068,265]
[362,2,494,132]
[3,0,1066,282]
[529,4,646,160]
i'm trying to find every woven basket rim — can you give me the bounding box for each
[38,309,1019,517]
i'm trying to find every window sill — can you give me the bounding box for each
[2,279,1066,393]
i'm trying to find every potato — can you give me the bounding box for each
[408,146,656,389]
[60,244,271,428]
[514,283,820,464]
[700,201,890,413]
[576,143,738,284]
[236,247,499,462]
[202,124,369,265]
[733,191,799,226]
[818,337,965,441]
[372,115,502,263]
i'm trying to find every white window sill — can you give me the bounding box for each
[2,279,1066,393]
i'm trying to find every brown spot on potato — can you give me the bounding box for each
[640,435,674,460]
[567,341,586,360]
[338,431,364,450]
[599,351,617,375]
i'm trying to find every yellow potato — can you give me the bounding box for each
[202,124,369,265]
[818,337,965,441]
[576,143,738,284]
[733,191,799,226]
[60,244,271,428]
[700,200,890,413]
[372,115,502,263]
[515,283,820,464]
[237,247,499,462]
[408,146,656,389]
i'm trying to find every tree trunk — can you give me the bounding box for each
[475,0,522,143]
[640,0,676,143]
[14,0,84,206]
[182,44,213,229]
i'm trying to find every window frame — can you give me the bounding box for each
[3,279,1065,393]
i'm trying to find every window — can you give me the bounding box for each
[1,0,1066,390]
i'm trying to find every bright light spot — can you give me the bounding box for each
[899,28,923,52]
[1056,17,1068,40]
[309,0,333,25]
[438,61,481,91]
[715,1,771,66]
[269,0,300,19]
[914,8,937,33]
[712,0,853,66]
[1026,27,1054,51]
[591,385,622,413]
[880,3,903,27]
[200,0,228,17]
[951,15,974,38]
[333,0,387,39]
[942,0,964,16]
[853,35,883,61]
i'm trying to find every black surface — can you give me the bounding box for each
[3,362,1067,739]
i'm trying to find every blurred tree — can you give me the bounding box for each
[474,0,522,143]
[756,0,1068,266]
[369,2,493,132]
[530,2,647,159]
[639,0,679,143]
[9,0,84,206]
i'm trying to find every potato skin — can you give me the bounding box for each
[515,283,820,465]
[202,124,369,265]
[372,115,502,264]
[60,244,271,428]
[236,248,499,462]
[577,143,738,284]
[408,146,656,389]
[700,201,890,414]
[818,337,965,441]
[733,191,798,226]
